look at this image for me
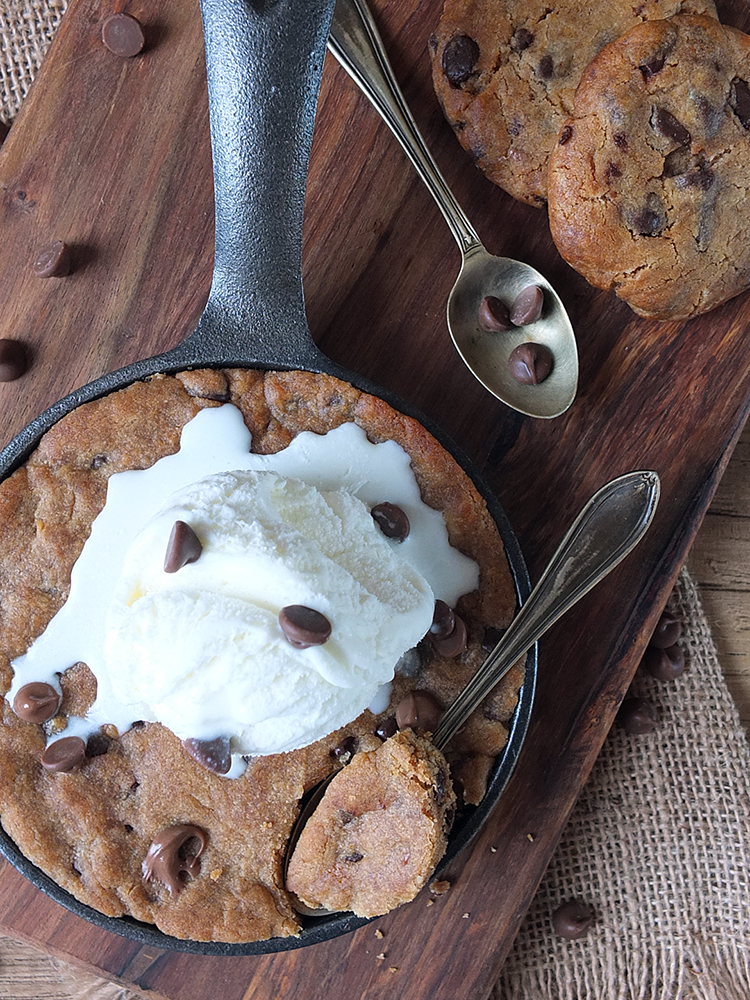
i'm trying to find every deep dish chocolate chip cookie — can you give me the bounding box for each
[429,0,717,206]
[0,369,522,942]
[547,15,750,319]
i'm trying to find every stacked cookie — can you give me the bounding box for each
[431,3,750,319]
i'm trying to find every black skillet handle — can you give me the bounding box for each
[180,0,336,370]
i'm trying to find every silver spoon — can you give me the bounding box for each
[327,0,578,419]
[285,469,660,911]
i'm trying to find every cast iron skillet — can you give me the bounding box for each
[0,0,536,954]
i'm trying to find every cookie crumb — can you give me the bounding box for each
[426,899,434,906]
[389,967,399,973]
[490,846,497,853]
[527,833,535,842]
[429,879,451,895]
[462,912,470,918]
[374,928,384,939]
[376,952,386,961]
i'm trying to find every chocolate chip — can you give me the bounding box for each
[279,605,332,648]
[431,613,468,657]
[13,682,60,723]
[430,600,456,640]
[184,736,231,775]
[331,735,357,762]
[442,34,479,86]
[101,12,145,58]
[478,296,512,332]
[510,27,533,53]
[396,690,443,733]
[640,50,667,79]
[631,192,666,236]
[508,343,553,385]
[85,731,111,757]
[142,824,207,896]
[617,697,657,734]
[649,611,682,649]
[662,146,692,178]
[510,285,544,326]
[32,240,72,278]
[375,717,398,741]
[41,735,86,773]
[537,54,553,80]
[730,78,750,129]
[652,107,690,146]
[345,852,364,863]
[613,132,628,149]
[558,125,573,145]
[164,520,202,573]
[643,643,685,681]
[0,339,27,382]
[684,161,714,190]
[604,161,622,183]
[371,502,410,541]
[552,900,595,939]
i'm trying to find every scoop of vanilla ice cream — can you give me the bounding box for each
[103,470,435,755]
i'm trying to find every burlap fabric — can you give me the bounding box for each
[0,0,66,124]
[495,567,750,1000]
[0,4,749,999]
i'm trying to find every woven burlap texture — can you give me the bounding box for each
[0,0,66,124]
[494,567,750,1000]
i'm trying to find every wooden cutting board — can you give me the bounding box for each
[1,1,749,997]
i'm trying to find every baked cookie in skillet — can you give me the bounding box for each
[429,0,717,206]
[547,15,750,320]
[0,369,521,942]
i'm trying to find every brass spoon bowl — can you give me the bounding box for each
[328,0,579,419]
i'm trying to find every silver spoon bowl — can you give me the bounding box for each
[328,0,579,419]
[285,469,660,914]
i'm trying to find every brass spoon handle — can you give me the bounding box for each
[328,0,481,255]
[433,471,661,750]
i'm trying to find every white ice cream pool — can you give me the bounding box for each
[9,404,479,772]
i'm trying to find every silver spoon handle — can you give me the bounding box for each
[433,471,661,751]
[328,0,481,255]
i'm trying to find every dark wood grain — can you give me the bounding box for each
[0,0,749,998]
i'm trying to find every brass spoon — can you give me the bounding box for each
[327,0,578,419]
[285,470,660,912]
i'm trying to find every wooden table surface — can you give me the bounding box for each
[1,0,750,998]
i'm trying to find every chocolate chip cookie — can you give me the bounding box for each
[547,15,750,319]
[430,0,717,206]
[286,729,456,918]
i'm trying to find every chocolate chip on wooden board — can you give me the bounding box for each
[101,13,145,57]
[32,241,72,278]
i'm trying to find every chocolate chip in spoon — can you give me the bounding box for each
[508,343,554,385]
